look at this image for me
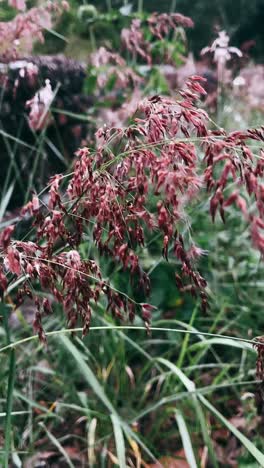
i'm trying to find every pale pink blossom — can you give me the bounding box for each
[9,0,26,11]
[201,31,242,82]
[26,79,54,130]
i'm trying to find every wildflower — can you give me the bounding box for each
[0,6,52,61]
[201,31,242,82]
[121,19,151,64]
[26,79,54,131]
[201,30,242,64]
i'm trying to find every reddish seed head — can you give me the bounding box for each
[0,59,263,339]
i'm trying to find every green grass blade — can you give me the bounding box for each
[0,182,14,221]
[0,128,36,150]
[157,357,218,467]
[59,335,157,463]
[175,409,197,468]
[177,305,199,369]
[51,108,94,122]
[131,380,258,423]
[0,411,29,418]
[39,422,75,468]
[199,395,264,465]
[193,397,218,468]
[111,413,127,468]
[157,357,195,391]
[87,418,97,467]
[122,423,159,464]
[59,335,117,414]
[0,326,259,355]
[188,337,253,352]
[14,390,57,417]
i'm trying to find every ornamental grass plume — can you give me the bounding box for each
[0,72,263,345]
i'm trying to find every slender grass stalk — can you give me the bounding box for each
[111,414,126,468]
[175,410,197,468]
[39,422,75,468]
[177,304,198,368]
[0,128,37,151]
[0,120,25,197]
[199,395,264,465]
[0,325,259,354]
[137,0,143,14]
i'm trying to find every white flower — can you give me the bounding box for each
[201,30,242,64]
[26,79,54,130]
[233,76,246,87]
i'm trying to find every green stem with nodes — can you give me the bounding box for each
[0,325,260,354]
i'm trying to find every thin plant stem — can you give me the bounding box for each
[0,325,259,354]
[137,0,143,14]
[106,0,112,12]
[177,304,198,368]
[170,0,177,13]
[89,26,96,52]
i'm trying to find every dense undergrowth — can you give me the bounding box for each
[0,1,264,467]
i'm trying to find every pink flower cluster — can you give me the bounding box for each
[148,12,194,39]
[90,46,142,90]
[0,1,68,62]
[121,13,193,64]
[1,73,263,340]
